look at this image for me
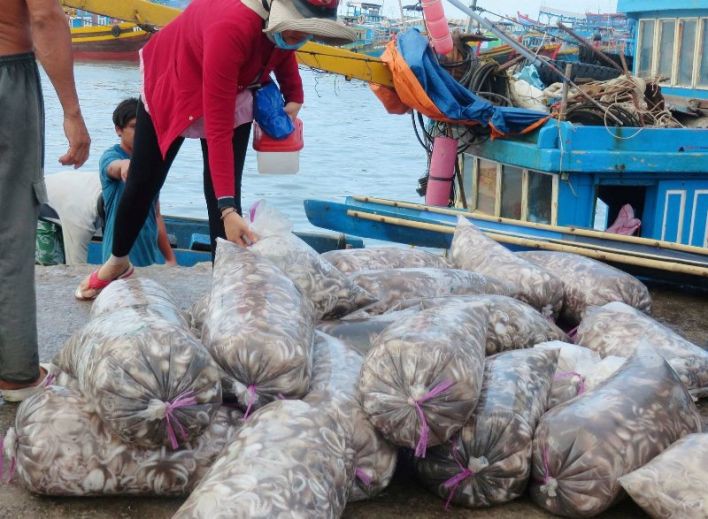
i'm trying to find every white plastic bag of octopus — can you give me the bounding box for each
[305,332,397,502]
[347,267,514,316]
[449,216,563,318]
[410,295,567,355]
[247,200,377,319]
[529,344,702,518]
[1,385,242,496]
[316,307,421,355]
[534,341,600,408]
[173,399,355,519]
[90,277,189,328]
[576,302,708,398]
[516,250,651,324]
[201,239,314,413]
[359,300,488,458]
[619,433,708,519]
[322,246,450,274]
[53,289,222,450]
[415,348,559,509]
[188,294,210,338]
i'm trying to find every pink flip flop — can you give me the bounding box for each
[74,265,134,301]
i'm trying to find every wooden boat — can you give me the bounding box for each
[84,214,363,266]
[71,21,150,61]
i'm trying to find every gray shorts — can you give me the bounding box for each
[0,52,46,383]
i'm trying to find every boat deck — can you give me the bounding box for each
[1,264,706,518]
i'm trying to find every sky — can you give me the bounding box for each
[379,0,619,22]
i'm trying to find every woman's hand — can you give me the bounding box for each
[284,101,302,120]
[223,210,257,247]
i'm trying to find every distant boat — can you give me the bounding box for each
[68,9,152,61]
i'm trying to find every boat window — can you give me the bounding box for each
[638,19,655,78]
[700,19,708,88]
[475,159,497,215]
[501,165,523,220]
[677,19,697,86]
[658,20,675,83]
[527,170,553,224]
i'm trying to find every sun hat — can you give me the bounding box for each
[263,0,357,46]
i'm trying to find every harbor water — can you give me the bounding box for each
[41,62,427,232]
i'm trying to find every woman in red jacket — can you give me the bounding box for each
[75,0,355,299]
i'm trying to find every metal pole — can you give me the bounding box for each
[559,63,573,121]
[443,0,623,125]
[465,0,477,33]
[556,22,623,72]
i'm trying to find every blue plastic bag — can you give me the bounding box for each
[254,81,295,140]
[514,65,545,90]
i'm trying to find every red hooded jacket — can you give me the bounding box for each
[141,0,304,199]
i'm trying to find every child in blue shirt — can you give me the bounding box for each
[100,98,175,267]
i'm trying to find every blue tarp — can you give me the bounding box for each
[397,29,548,135]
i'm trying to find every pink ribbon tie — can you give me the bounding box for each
[164,390,198,450]
[355,467,373,486]
[244,385,257,420]
[554,370,586,395]
[411,380,455,458]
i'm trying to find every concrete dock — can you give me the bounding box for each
[1,264,705,519]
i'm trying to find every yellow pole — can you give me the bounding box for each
[61,0,394,86]
[351,195,708,256]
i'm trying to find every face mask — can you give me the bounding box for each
[272,32,313,50]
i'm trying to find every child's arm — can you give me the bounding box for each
[105,159,130,181]
[155,201,177,265]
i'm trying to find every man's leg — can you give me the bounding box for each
[201,122,252,258]
[0,54,44,385]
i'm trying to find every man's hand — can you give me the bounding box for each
[284,101,302,121]
[58,112,90,168]
[223,211,257,247]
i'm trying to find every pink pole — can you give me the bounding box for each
[425,136,458,207]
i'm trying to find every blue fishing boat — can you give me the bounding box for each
[79,215,363,267]
[305,0,708,290]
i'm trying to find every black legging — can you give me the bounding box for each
[113,100,251,260]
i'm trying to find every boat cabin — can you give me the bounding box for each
[621,0,708,100]
[457,0,708,248]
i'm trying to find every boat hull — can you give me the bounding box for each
[85,214,363,267]
[71,23,150,61]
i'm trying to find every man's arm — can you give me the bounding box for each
[155,202,176,266]
[26,0,90,167]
